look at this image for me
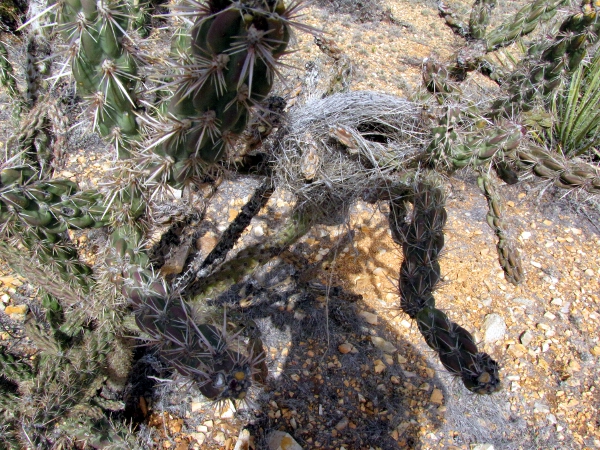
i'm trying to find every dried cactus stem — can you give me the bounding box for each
[512,144,600,194]
[187,210,312,299]
[390,176,501,394]
[477,173,524,285]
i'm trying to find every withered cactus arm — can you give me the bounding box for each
[477,173,524,285]
[390,175,501,394]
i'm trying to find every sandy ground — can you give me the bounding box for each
[1,0,600,449]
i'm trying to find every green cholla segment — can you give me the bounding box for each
[477,173,523,285]
[154,0,295,186]
[490,1,600,118]
[485,0,565,51]
[48,0,139,157]
[390,177,501,394]
[469,0,496,40]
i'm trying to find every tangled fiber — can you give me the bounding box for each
[272,90,426,224]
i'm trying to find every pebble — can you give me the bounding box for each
[4,304,28,317]
[482,313,506,343]
[358,310,378,325]
[338,343,357,354]
[370,336,396,353]
[373,360,386,373]
[521,231,532,239]
[335,417,349,431]
[519,330,533,347]
[430,388,443,405]
[471,445,494,450]
[189,433,205,445]
[253,225,264,237]
[267,431,303,450]
[590,346,600,357]
[534,402,550,413]
[512,297,534,307]
[1,293,9,303]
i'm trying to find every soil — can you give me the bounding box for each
[1,1,600,449]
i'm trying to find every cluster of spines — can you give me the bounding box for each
[516,143,600,194]
[108,224,264,402]
[484,0,566,51]
[469,0,496,40]
[477,173,524,285]
[490,0,600,118]
[425,105,522,171]
[0,166,111,288]
[0,309,133,448]
[47,0,139,157]
[147,0,296,187]
[0,40,23,112]
[390,177,501,394]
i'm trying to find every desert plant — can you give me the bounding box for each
[0,0,599,446]
[545,48,600,157]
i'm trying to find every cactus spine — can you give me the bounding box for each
[48,0,139,157]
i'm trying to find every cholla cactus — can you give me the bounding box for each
[46,0,140,156]
[146,0,306,187]
[390,176,501,394]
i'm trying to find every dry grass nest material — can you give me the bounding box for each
[271,90,426,224]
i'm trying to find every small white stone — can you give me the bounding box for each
[521,231,532,239]
[520,330,533,347]
[483,313,506,343]
[253,225,264,237]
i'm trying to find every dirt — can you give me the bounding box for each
[1,0,600,449]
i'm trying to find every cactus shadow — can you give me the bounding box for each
[207,253,448,449]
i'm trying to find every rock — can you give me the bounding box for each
[371,336,396,353]
[214,431,226,445]
[160,239,192,276]
[189,433,205,445]
[253,225,264,237]
[471,445,494,450]
[335,417,349,431]
[482,313,506,343]
[590,346,600,357]
[338,343,357,354]
[430,388,443,405]
[4,304,28,317]
[374,360,386,373]
[358,310,378,325]
[512,297,534,307]
[267,431,303,450]
[519,330,533,347]
[534,402,550,413]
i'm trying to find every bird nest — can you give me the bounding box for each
[271,91,427,224]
